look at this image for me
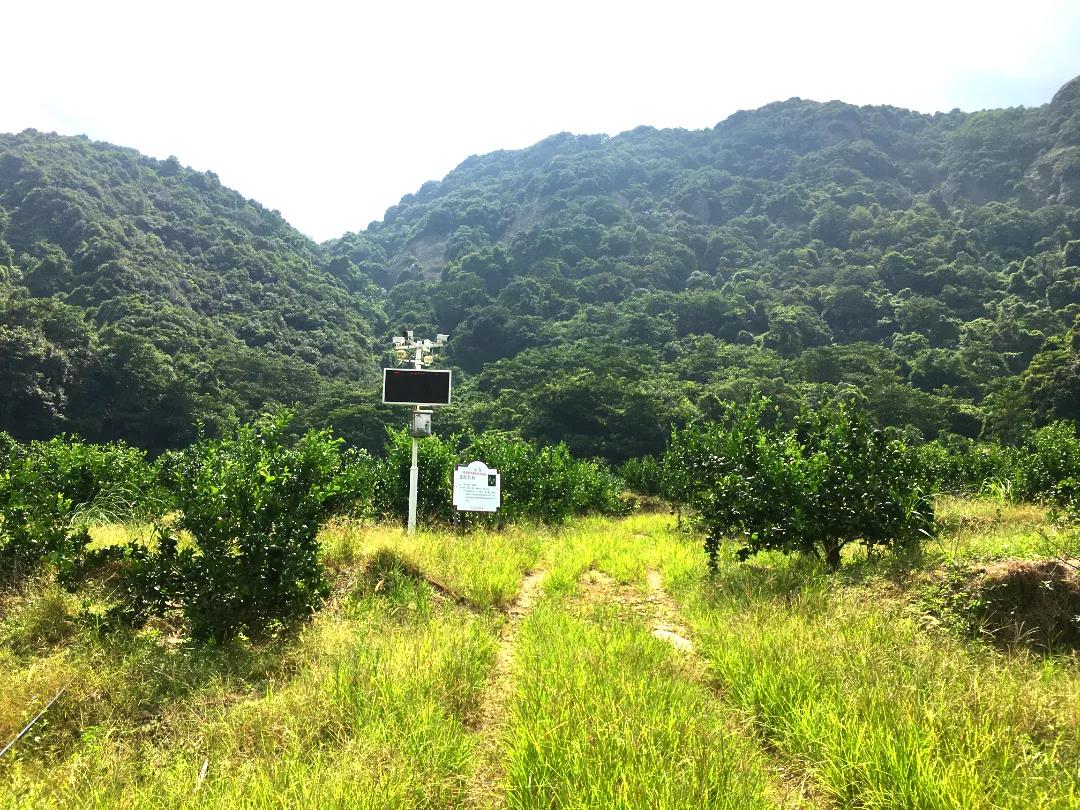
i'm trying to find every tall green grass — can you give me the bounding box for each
[503,599,777,809]
[0,560,496,808]
[539,513,678,596]
[3,502,1079,808]
[654,536,1080,808]
[320,518,546,610]
[681,573,1080,807]
[524,506,1080,808]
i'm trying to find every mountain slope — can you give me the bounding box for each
[322,78,1080,459]
[0,131,385,449]
[3,78,1079,458]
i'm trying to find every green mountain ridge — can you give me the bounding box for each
[0,131,386,449]
[3,77,1080,457]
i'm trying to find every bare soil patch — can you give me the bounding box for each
[341,547,489,613]
[571,569,694,652]
[646,569,694,652]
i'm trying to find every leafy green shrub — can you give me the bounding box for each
[916,436,1019,496]
[0,431,15,467]
[660,423,712,521]
[72,530,189,627]
[0,435,158,582]
[619,455,663,496]
[326,447,378,518]
[464,432,627,524]
[1021,422,1080,506]
[668,395,934,570]
[372,427,458,524]
[102,413,344,641]
[371,427,628,527]
[919,422,1080,512]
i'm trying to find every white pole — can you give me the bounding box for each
[407,432,419,535]
[407,348,424,536]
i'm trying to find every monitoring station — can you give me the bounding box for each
[384,330,450,533]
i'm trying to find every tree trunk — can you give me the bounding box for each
[823,540,842,571]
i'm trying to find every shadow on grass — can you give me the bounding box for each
[352,548,428,600]
[700,539,936,610]
[0,612,294,768]
[347,546,491,618]
[701,546,826,609]
[837,541,934,588]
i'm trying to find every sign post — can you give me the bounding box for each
[383,330,450,535]
[453,461,501,513]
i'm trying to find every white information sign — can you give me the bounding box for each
[453,461,501,512]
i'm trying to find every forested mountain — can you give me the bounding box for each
[327,75,1080,459]
[0,132,385,450]
[4,77,1080,458]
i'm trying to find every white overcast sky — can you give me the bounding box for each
[5,0,1080,241]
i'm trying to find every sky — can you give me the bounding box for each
[5,0,1080,241]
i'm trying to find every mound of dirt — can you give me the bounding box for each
[970,559,1080,651]
[353,548,427,597]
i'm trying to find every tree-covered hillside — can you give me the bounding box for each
[3,78,1080,459]
[325,75,1080,459]
[0,131,385,451]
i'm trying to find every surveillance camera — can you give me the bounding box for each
[405,330,413,340]
[392,336,405,346]
[436,333,449,342]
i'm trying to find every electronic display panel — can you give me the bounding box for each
[382,368,452,406]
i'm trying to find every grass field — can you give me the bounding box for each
[1,499,1078,808]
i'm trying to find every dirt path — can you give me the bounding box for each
[466,568,546,809]
[645,569,695,652]
[575,567,825,809]
[573,568,694,652]
[464,559,824,809]
[646,569,826,809]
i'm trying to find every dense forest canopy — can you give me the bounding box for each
[0,132,386,450]
[3,76,1080,458]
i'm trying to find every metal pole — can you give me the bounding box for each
[407,426,419,536]
[407,347,424,536]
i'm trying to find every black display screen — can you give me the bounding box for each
[382,369,452,405]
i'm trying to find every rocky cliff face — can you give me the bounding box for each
[1022,75,1080,206]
